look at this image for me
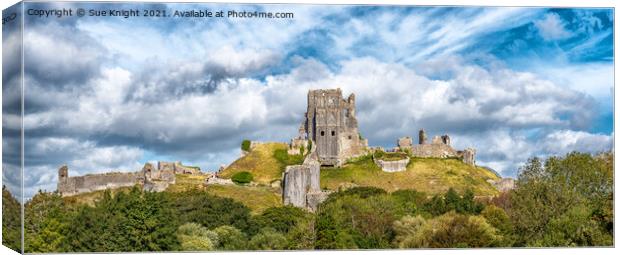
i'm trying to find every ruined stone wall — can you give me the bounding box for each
[58,163,178,197]
[157,161,201,175]
[282,146,329,212]
[459,148,476,166]
[58,170,142,197]
[398,137,413,150]
[410,143,458,158]
[375,157,410,172]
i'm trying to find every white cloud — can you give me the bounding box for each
[535,13,573,41]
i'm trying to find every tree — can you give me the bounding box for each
[539,205,612,247]
[398,211,500,248]
[213,225,247,250]
[249,228,288,250]
[392,215,426,247]
[241,140,251,152]
[510,152,613,247]
[2,186,21,252]
[286,214,316,249]
[481,205,514,247]
[24,191,68,253]
[254,206,309,234]
[316,193,401,249]
[390,189,427,216]
[176,223,218,251]
[63,187,180,252]
[170,190,255,234]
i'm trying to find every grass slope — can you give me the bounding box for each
[168,174,282,214]
[219,142,303,185]
[321,155,500,196]
[205,185,282,214]
[63,174,281,214]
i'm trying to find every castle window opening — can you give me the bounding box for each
[321,131,325,136]
[331,131,335,136]
[348,135,352,139]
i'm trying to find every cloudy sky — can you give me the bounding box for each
[2,2,614,198]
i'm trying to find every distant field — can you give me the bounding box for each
[321,156,500,196]
[219,142,303,185]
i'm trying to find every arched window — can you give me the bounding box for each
[331,131,336,136]
[321,131,325,136]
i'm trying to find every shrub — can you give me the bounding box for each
[169,190,254,234]
[241,140,251,152]
[231,172,254,185]
[213,225,247,250]
[249,228,288,250]
[399,211,500,248]
[255,206,310,234]
[307,140,312,153]
[176,222,218,251]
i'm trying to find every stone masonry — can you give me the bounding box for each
[282,143,330,211]
[295,88,368,167]
[57,161,199,196]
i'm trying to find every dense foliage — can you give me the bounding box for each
[2,186,21,252]
[241,140,251,152]
[12,151,613,252]
[231,171,254,184]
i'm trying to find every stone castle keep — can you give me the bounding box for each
[291,88,368,167]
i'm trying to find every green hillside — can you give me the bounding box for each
[219,143,500,196]
[219,142,303,185]
[321,155,500,196]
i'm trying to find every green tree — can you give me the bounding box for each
[2,186,21,253]
[248,228,288,250]
[481,205,514,246]
[510,152,613,247]
[241,140,251,152]
[539,205,612,247]
[213,225,247,250]
[63,187,180,252]
[399,211,500,248]
[286,214,316,249]
[392,215,426,247]
[24,191,68,253]
[255,206,309,234]
[170,190,255,234]
[176,222,218,251]
[316,192,402,249]
[390,189,427,216]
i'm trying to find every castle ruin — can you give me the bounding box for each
[291,88,368,167]
[283,88,480,210]
[57,161,200,196]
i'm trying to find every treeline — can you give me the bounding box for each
[6,151,614,252]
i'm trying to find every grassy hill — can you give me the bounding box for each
[321,155,500,196]
[167,173,282,214]
[218,142,304,185]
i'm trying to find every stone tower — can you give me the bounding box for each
[419,129,427,144]
[58,165,68,183]
[299,88,367,166]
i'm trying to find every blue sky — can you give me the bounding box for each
[2,2,613,198]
